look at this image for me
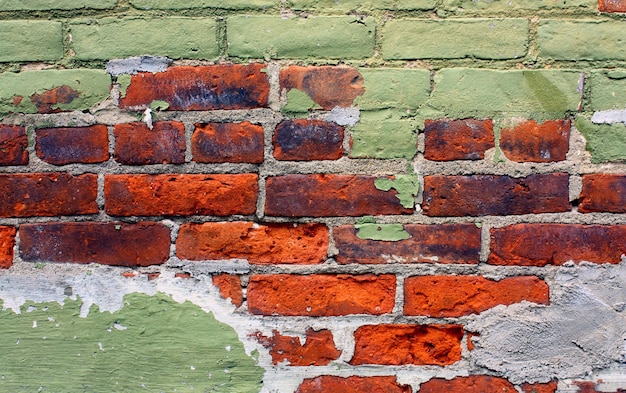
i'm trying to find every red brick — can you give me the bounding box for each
[334,223,481,264]
[273,119,344,161]
[0,226,16,269]
[192,122,264,164]
[424,119,494,161]
[579,174,626,213]
[522,381,559,393]
[0,125,28,166]
[0,173,98,218]
[422,173,570,217]
[296,376,412,393]
[404,275,549,317]
[575,381,625,393]
[212,274,243,307]
[119,64,269,111]
[255,328,341,366]
[489,224,626,266]
[20,222,170,267]
[350,324,463,366]
[31,86,80,113]
[176,222,328,264]
[36,125,109,165]
[104,174,258,216]
[500,119,570,162]
[419,376,518,392]
[280,66,364,110]
[599,0,626,12]
[265,174,412,217]
[114,121,185,165]
[247,274,395,316]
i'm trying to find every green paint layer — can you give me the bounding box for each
[350,111,418,159]
[130,0,276,9]
[0,293,263,392]
[443,0,596,11]
[575,116,626,163]
[538,20,626,61]
[0,21,63,62]
[590,70,626,111]
[289,0,437,10]
[375,174,419,208]
[71,18,218,60]
[355,68,431,111]
[382,19,528,60]
[227,16,375,59]
[355,223,411,241]
[0,0,116,10]
[283,89,322,113]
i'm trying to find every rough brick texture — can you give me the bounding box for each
[419,376,520,392]
[176,222,328,264]
[247,274,396,316]
[114,121,185,165]
[499,119,570,162]
[212,274,243,307]
[296,376,412,393]
[192,122,264,164]
[0,125,28,165]
[36,125,109,165]
[424,119,495,161]
[273,119,344,161]
[599,0,626,11]
[256,329,341,366]
[578,174,626,213]
[0,226,16,269]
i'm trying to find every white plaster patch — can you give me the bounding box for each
[591,109,626,125]
[324,106,360,126]
[105,56,172,76]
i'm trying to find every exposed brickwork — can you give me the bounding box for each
[296,376,412,393]
[419,376,519,392]
[36,125,109,165]
[499,119,570,162]
[522,381,559,393]
[114,121,185,165]
[0,125,28,166]
[424,119,494,161]
[0,226,16,269]
[273,119,344,161]
[598,0,626,13]
[579,174,626,213]
[255,328,341,366]
[212,274,243,307]
[192,122,264,164]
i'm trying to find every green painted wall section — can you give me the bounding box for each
[0,293,263,392]
[538,20,626,61]
[349,111,418,159]
[375,174,419,208]
[289,0,437,10]
[355,68,431,111]
[382,19,528,60]
[282,89,322,113]
[575,116,626,163]
[0,0,116,10]
[227,16,375,59]
[442,0,597,12]
[130,0,277,9]
[0,21,63,63]
[355,223,411,241]
[590,71,626,111]
[71,18,219,60]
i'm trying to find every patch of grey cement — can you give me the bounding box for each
[591,109,626,126]
[106,56,172,76]
[324,106,360,126]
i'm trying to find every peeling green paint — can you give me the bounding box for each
[0,293,263,392]
[374,174,419,209]
[355,223,411,241]
[149,100,170,111]
[355,68,431,111]
[575,116,626,163]
[117,74,132,99]
[590,70,626,111]
[282,89,322,113]
[350,110,418,159]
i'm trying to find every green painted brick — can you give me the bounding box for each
[355,68,431,111]
[590,70,626,111]
[0,0,116,10]
[382,19,528,60]
[228,16,375,59]
[575,116,626,163]
[71,18,218,60]
[0,21,63,63]
[349,110,418,159]
[443,0,597,12]
[539,20,626,61]
[289,0,436,11]
[130,0,276,9]
[428,68,583,119]
[0,69,111,116]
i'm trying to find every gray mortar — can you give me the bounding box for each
[105,56,172,76]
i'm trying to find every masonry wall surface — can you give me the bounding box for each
[0,1,625,392]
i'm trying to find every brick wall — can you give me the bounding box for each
[1,1,625,392]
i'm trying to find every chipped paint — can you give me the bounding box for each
[354,223,411,241]
[374,174,419,209]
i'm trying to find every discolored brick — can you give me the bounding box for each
[212,274,243,307]
[0,125,28,165]
[599,0,626,12]
[0,226,16,269]
[579,174,626,213]
[273,119,344,161]
[31,85,80,114]
[419,376,518,393]
[296,376,412,393]
[522,381,559,393]
[500,119,570,162]
[114,121,185,165]
[424,119,494,161]
[192,122,264,164]
[255,328,341,366]
[36,125,109,165]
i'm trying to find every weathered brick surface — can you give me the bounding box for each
[119,65,269,111]
[522,381,559,393]
[0,21,63,62]
[212,274,243,307]
[419,376,519,392]
[36,125,109,165]
[0,125,28,166]
[104,174,258,216]
[20,222,171,267]
[422,174,571,216]
[489,224,626,265]
[114,121,185,165]
[538,20,626,60]
[176,222,328,264]
[334,223,481,264]
[296,376,412,393]
[192,122,264,164]
[500,119,570,162]
[424,119,495,161]
[273,119,344,161]
[599,0,626,11]
[266,175,412,217]
[0,173,98,218]
[578,174,626,213]
[0,0,116,10]
[0,226,16,269]
[404,276,549,317]
[350,324,464,366]
[130,0,276,9]
[255,328,341,366]
[247,274,396,316]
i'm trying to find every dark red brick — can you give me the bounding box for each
[419,376,518,393]
[489,224,626,266]
[20,222,170,267]
[422,173,571,217]
[500,119,570,162]
[350,324,463,366]
[114,121,185,165]
[575,381,625,393]
[404,275,549,317]
[247,274,395,316]
[334,223,481,264]
[522,381,558,393]
[296,376,412,393]
[176,222,328,264]
[36,125,109,165]
[265,174,413,217]
[104,174,258,216]
[119,64,269,111]
[31,86,80,113]
[273,119,344,161]
[0,226,16,269]
[579,174,626,213]
[599,0,626,12]
[212,274,243,307]
[0,173,98,218]
[280,66,364,110]
[0,125,28,166]
[424,119,494,161]
[255,328,341,366]
[192,122,263,164]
